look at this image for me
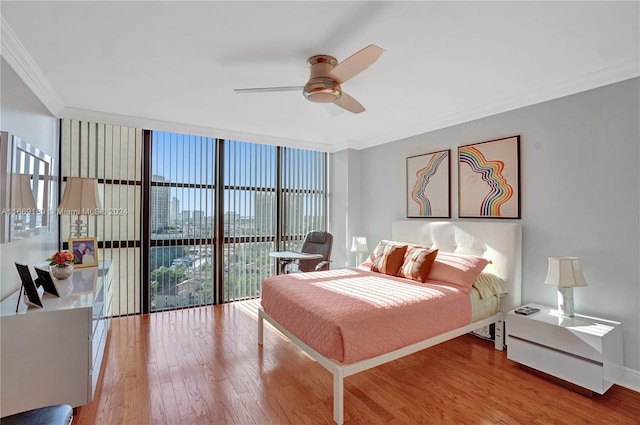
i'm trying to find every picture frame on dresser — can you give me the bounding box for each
[34,267,60,297]
[406,149,451,218]
[14,263,43,309]
[69,237,98,268]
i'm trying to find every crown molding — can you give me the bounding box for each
[59,106,330,153]
[1,17,65,116]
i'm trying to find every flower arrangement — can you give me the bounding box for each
[46,251,78,266]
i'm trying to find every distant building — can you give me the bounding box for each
[170,196,180,223]
[151,175,170,232]
[254,192,276,234]
[254,191,323,236]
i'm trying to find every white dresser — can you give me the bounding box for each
[0,261,113,417]
[506,303,623,395]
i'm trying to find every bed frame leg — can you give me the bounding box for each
[333,369,344,425]
[494,319,505,351]
[258,309,264,346]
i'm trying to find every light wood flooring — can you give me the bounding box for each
[74,300,640,424]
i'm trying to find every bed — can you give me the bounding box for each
[258,220,522,424]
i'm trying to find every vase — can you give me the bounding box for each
[50,264,73,280]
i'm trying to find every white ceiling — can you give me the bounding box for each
[2,1,638,153]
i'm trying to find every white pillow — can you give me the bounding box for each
[473,273,508,299]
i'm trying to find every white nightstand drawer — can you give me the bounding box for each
[507,305,620,363]
[508,337,609,394]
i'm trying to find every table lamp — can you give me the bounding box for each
[10,174,37,232]
[351,236,368,265]
[544,256,588,317]
[59,177,102,237]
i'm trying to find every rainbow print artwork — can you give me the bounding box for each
[458,136,518,218]
[411,151,448,215]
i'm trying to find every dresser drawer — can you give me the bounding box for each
[507,337,608,394]
[89,315,109,399]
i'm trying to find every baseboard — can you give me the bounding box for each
[617,367,640,392]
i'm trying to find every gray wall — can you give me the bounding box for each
[329,148,362,268]
[330,78,640,386]
[0,58,59,300]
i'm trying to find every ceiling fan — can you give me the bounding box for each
[234,44,384,114]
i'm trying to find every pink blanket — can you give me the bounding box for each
[261,267,471,364]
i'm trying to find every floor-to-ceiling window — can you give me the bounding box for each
[149,132,216,311]
[151,137,328,308]
[60,120,143,316]
[62,121,327,314]
[222,140,277,302]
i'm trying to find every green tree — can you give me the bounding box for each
[151,265,187,293]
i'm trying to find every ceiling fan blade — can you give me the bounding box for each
[334,92,365,114]
[323,103,345,116]
[234,86,303,94]
[330,44,383,84]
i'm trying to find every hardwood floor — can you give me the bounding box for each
[74,300,640,424]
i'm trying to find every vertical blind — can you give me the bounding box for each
[150,132,216,311]
[61,121,327,314]
[60,120,143,316]
[223,140,277,302]
[281,146,327,250]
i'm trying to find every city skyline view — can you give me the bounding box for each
[148,130,327,310]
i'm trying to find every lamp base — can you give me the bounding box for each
[557,287,575,317]
[70,218,87,238]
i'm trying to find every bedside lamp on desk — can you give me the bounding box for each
[544,256,588,317]
[58,177,102,238]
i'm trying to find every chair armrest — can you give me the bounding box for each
[315,261,331,271]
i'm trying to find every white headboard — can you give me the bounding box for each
[392,220,522,313]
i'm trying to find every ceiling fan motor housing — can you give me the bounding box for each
[303,55,342,103]
[304,78,342,103]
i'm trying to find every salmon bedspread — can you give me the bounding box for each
[260,267,472,364]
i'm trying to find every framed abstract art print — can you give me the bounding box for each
[406,149,450,218]
[458,136,520,219]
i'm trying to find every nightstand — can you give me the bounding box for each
[506,303,623,395]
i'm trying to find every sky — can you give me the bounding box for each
[151,132,324,216]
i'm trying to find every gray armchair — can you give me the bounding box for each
[298,231,333,272]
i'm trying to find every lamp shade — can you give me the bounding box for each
[11,174,37,210]
[350,236,368,253]
[544,257,588,288]
[59,177,102,215]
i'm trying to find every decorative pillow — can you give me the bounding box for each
[361,240,423,267]
[370,242,408,276]
[397,248,439,282]
[426,252,491,293]
[473,273,508,299]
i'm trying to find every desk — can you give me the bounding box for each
[269,251,323,274]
